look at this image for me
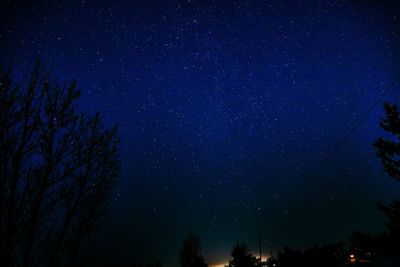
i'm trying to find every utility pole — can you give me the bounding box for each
[258,233,262,265]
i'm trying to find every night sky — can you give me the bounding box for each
[1,1,400,266]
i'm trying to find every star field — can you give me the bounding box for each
[1,1,400,266]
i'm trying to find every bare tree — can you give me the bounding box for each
[0,62,120,267]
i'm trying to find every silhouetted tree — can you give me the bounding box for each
[131,261,163,267]
[179,233,208,267]
[272,243,344,267]
[303,243,344,267]
[228,242,258,267]
[349,231,377,250]
[275,246,302,267]
[348,230,399,256]
[0,62,120,267]
[374,103,400,241]
[374,103,400,181]
[265,253,277,267]
[145,261,163,267]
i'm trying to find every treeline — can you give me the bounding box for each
[267,230,400,267]
[169,228,400,267]
[133,228,400,267]
[267,242,344,267]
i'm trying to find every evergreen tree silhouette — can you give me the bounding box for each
[374,103,400,239]
[228,242,258,267]
[179,232,208,267]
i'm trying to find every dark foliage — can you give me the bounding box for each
[374,103,400,247]
[267,243,344,267]
[228,242,258,267]
[349,231,378,251]
[349,230,400,257]
[378,201,400,237]
[179,233,208,267]
[144,262,163,267]
[131,261,163,267]
[0,62,120,267]
[374,102,400,181]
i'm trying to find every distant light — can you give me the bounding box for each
[350,254,355,258]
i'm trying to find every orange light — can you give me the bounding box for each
[350,254,355,258]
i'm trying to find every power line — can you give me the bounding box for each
[311,73,400,179]
[347,152,375,175]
